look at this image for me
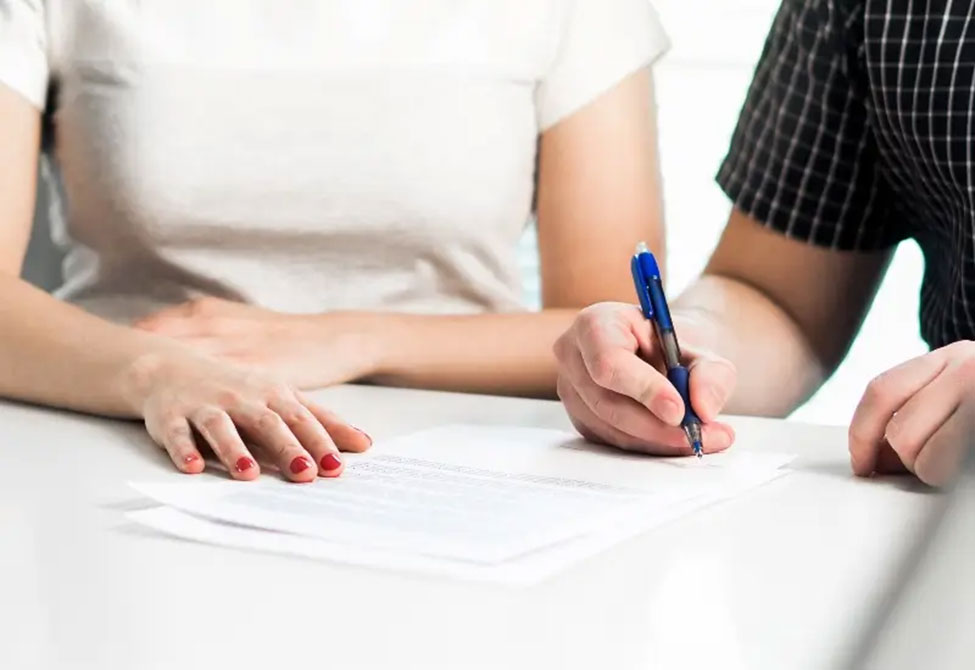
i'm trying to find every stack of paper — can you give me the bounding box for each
[128,425,793,585]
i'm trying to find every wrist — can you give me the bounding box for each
[116,348,191,416]
[307,311,400,380]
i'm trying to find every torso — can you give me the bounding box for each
[861,1,975,346]
[43,1,567,321]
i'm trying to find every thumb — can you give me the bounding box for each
[687,353,737,422]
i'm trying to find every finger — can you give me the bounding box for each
[559,375,679,453]
[268,396,345,477]
[914,401,972,487]
[686,353,738,422]
[882,364,960,474]
[229,404,316,483]
[189,407,260,480]
[562,346,715,445]
[146,414,205,474]
[849,351,949,477]
[875,441,910,475]
[574,338,685,426]
[299,392,373,453]
[558,375,733,456]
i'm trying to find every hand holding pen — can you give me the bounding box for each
[554,245,738,456]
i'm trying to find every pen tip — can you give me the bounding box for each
[635,241,649,255]
[693,441,703,458]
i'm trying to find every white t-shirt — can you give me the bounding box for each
[1,0,668,322]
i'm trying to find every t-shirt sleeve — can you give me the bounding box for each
[0,0,49,109]
[716,0,904,251]
[535,0,669,131]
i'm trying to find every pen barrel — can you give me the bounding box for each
[647,276,674,330]
[657,328,682,370]
[667,365,701,427]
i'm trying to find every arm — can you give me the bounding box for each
[138,68,666,399]
[0,83,180,417]
[675,206,891,416]
[694,211,970,487]
[0,83,368,480]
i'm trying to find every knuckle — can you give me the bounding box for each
[156,408,183,427]
[190,297,219,315]
[280,407,311,427]
[256,409,284,433]
[589,351,618,387]
[215,389,244,408]
[264,382,294,406]
[635,377,661,408]
[242,370,268,391]
[199,411,225,434]
[863,374,890,405]
[577,309,603,336]
[163,421,191,444]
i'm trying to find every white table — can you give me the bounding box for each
[0,385,941,670]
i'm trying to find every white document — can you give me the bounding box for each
[128,425,794,584]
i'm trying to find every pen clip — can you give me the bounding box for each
[631,254,654,320]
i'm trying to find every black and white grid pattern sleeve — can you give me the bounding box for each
[717,0,904,251]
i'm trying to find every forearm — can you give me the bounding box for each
[673,275,827,417]
[363,310,579,398]
[0,275,188,417]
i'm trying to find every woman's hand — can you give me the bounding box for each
[849,341,975,487]
[123,350,372,481]
[134,298,383,389]
[554,303,738,455]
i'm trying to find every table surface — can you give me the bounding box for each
[0,385,942,670]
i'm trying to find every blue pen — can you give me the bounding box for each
[631,242,704,457]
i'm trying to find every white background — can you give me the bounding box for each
[522,0,928,426]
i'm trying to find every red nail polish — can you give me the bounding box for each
[353,427,373,445]
[290,456,312,474]
[184,454,200,464]
[236,456,256,472]
[320,453,343,472]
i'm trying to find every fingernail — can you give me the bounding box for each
[652,397,683,425]
[353,426,373,446]
[290,456,312,475]
[320,453,343,473]
[184,454,200,464]
[235,456,256,472]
